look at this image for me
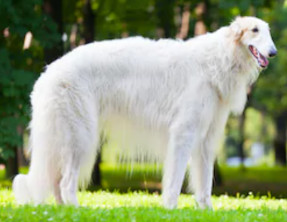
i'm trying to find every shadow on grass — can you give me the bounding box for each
[88,165,287,198]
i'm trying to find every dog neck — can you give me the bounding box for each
[205,28,260,114]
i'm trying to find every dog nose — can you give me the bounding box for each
[269,48,277,57]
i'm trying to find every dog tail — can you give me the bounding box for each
[13,70,99,204]
[13,150,54,205]
[13,116,59,204]
[13,75,61,204]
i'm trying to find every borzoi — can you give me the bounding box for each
[13,16,276,209]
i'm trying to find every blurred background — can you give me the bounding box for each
[0,0,287,198]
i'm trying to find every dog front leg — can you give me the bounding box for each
[189,118,227,209]
[189,106,229,209]
[189,146,215,209]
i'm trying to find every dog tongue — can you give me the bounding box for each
[259,53,269,67]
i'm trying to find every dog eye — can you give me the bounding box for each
[252,27,259,33]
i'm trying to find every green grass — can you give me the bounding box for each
[1,166,287,221]
[98,164,287,197]
[2,165,287,197]
[215,166,287,197]
[0,189,286,222]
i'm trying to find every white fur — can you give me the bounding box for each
[13,16,276,208]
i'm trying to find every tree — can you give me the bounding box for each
[0,0,60,178]
[155,0,175,38]
[82,0,95,43]
[43,0,64,63]
[252,1,287,165]
[273,113,287,165]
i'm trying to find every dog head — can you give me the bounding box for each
[230,16,277,69]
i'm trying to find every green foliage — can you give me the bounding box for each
[254,3,287,115]
[63,0,163,42]
[0,190,286,221]
[1,0,286,169]
[0,49,34,154]
[0,0,60,160]
[93,0,158,39]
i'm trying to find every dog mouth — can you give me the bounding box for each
[249,45,269,68]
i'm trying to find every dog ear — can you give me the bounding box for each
[230,16,243,41]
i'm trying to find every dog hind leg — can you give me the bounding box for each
[162,127,199,209]
[54,88,98,205]
[60,155,81,205]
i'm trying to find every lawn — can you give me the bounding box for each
[98,164,287,198]
[1,165,287,221]
[0,189,286,222]
[1,165,287,197]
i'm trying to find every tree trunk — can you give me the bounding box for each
[83,0,95,43]
[43,0,63,63]
[274,113,287,166]
[17,145,28,167]
[91,135,106,187]
[156,0,175,38]
[194,2,207,36]
[5,146,19,179]
[91,149,101,187]
[176,3,190,39]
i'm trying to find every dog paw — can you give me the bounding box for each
[162,194,178,209]
[195,196,213,209]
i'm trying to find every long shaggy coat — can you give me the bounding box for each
[13,16,276,209]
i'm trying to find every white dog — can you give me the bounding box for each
[13,16,276,209]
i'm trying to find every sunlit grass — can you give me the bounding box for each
[0,189,286,222]
[1,165,287,198]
